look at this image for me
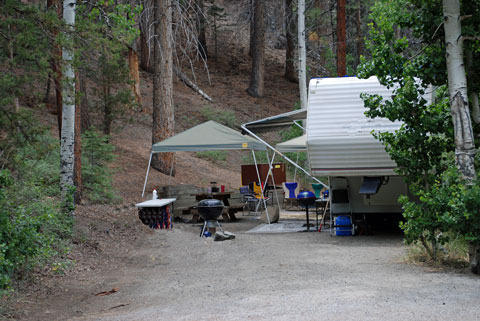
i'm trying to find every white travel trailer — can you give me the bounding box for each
[307,77,408,217]
[243,76,432,223]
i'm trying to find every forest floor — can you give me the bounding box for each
[6,21,480,321]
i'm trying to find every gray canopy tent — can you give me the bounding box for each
[142,120,277,223]
[275,134,307,152]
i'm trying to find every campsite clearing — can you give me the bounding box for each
[19,213,480,321]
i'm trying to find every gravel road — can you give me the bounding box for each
[53,216,480,321]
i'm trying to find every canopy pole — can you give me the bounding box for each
[168,156,174,186]
[241,124,328,189]
[293,152,299,181]
[142,151,153,197]
[252,150,270,224]
[266,151,282,210]
[293,120,305,130]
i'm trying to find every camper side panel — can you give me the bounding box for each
[330,176,406,214]
[306,77,400,177]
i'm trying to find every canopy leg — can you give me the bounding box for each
[293,152,299,182]
[142,152,153,197]
[267,151,282,210]
[168,156,174,186]
[252,150,270,224]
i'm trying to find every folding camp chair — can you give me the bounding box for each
[253,182,270,212]
[240,186,257,215]
[282,182,300,209]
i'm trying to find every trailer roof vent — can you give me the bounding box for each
[359,177,383,195]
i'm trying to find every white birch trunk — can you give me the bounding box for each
[297,0,307,109]
[443,0,476,181]
[60,0,76,215]
[443,0,478,275]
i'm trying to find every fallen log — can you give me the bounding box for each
[174,67,213,102]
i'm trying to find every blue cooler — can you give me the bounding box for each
[335,216,352,236]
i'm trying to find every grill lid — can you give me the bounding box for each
[297,190,316,199]
[198,198,224,207]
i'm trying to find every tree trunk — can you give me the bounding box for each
[139,24,152,72]
[284,0,297,83]
[152,0,175,175]
[74,71,82,204]
[128,45,142,105]
[465,46,480,124]
[470,92,480,124]
[336,0,346,76]
[443,0,476,182]
[197,0,208,59]
[246,0,265,98]
[103,85,112,135]
[249,0,254,57]
[469,243,480,274]
[297,0,307,108]
[355,0,364,67]
[79,68,90,133]
[60,0,76,216]
[443,0,477,274]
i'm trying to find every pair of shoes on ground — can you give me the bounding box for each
[214,231,236,241]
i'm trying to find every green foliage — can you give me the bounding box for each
[358,0,480,261]
[75,1,141,134]
[400,153,480,259]
[81,130,119,203]
[196,150,227,163]
[200,106,237,127]
[0,0,58,111]
[0,132,72,291]
[0,0,136,290]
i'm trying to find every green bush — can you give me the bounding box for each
[81,130,119,203]
[400,153,480,261]
[0,132,72,291]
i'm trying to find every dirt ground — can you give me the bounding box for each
[17,215,480,321]
[9,7,480,319]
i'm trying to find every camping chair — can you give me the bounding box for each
[253,182,270,212]
[329,178,354,236]
[240,186,257,215]
[311,183,324,198]
[282,182,300,210]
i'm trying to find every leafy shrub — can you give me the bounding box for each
[0,132,72,291]
[399,153,480,261]
[81,130,119,203]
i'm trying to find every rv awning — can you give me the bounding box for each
[152,120,266,152]
[275,134,307,152]
[243,109,307,133]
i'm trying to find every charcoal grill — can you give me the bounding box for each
[297,190,317,232]
[197,198,224,237]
